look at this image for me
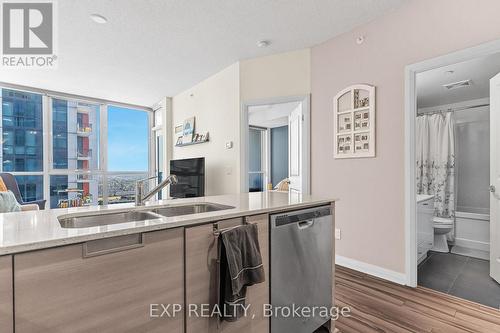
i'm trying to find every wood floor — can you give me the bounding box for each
[334,266,500,333]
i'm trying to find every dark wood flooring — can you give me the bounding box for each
[335,266,500,332]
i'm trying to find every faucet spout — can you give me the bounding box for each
[135,174,178,206]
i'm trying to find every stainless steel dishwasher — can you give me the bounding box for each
[270,205,333,333]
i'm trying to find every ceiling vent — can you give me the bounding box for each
[443,79,472,90]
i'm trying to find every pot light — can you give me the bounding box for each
[257,40,270,48]
[90,14,108,24]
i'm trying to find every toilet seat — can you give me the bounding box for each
[433,217,453,226]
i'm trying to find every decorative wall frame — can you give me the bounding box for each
[333,84,375,158]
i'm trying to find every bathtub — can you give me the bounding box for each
[454,211,490,252]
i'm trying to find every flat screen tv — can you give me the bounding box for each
[169,157,205,198]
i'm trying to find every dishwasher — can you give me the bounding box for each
[270,205,333,333]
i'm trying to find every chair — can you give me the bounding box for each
[0,173,46,210]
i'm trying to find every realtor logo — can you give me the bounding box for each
[1,1,57,67]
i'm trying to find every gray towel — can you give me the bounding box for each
[219,224,265,321]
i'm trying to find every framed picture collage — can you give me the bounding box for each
[333,84,375,158]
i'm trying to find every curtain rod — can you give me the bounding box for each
[0,81,153,112]
[417,103,490,116]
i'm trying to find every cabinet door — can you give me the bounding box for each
[185,215,269,333]
[14,229,184,333]
[0,255,13,333]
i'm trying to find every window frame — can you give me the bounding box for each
[0,84,155,207]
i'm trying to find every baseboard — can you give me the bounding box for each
[335,255,407,285]
[454,238,489,252]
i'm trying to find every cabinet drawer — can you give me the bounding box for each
[0,255,12,333]
[14,229,184,333]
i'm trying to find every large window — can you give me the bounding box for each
[248,127,267,192]
[0,87,153,209]
[49,99,101,208]
[105,106,150,205]
[1,89,44,201]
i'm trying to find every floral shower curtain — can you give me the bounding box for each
[416,112,456,227]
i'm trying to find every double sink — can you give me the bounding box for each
[58,202,235,228]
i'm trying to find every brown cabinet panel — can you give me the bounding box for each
[0,255,13,333]
[185,215,269,333]
[14,229,184,333]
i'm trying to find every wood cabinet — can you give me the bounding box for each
[0,255,13,333]
[14,229,184,333]
[185,214,269,333]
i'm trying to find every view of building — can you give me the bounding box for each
[50,99,100,208]
[1,89,44,202]
[1,88,150,209]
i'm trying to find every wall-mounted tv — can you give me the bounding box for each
[169,157,205,198]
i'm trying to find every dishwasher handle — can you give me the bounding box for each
[298,220,314,229]
[273,206,331,227]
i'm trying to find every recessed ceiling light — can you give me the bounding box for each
[257,40,270,48]
[90,14,108,24]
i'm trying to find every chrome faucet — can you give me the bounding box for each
[135,174,178,206]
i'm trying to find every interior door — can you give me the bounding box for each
[288,104,302,193]
[490,72,500,283]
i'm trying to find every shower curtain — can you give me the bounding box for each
[416,113,456,238]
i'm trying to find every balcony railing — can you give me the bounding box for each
[77,123,92,135]
[77,149,92,159]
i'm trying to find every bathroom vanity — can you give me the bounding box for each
[417,195,435,264]
[0,192,335,333]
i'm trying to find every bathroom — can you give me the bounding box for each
[415,52,500,307]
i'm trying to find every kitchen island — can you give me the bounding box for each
[0,192,336,333]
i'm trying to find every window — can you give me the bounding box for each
[2,89,43,172]
[50,99,101,208]
[0,87,153,208]
[249,127,267,192]
[106,105,150,204]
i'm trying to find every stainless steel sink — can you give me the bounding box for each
[59,211,160,228]
[149,203,234,217]
[58,203,235,228]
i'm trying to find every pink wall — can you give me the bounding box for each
[311,0,500,273]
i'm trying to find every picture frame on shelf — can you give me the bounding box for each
[182,117,195,144]
[174,124,183,135]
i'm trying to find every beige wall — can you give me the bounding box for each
[172,63,240,195]
[240,48,311,102]
[311,0,500,273]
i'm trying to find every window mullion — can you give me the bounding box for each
[43,95,51,202]
[100,104,108,205]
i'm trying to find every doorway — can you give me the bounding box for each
[241,96,310,194]
[405,40,500,308]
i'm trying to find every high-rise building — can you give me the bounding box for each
[1,89,44,202]
[50,99,99,208]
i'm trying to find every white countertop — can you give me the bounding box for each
[0,192,334,255]
[417,194,434,203]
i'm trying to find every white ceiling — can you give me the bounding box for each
[417,52,500,108]
[249,101,299,128]
[1,0,408,107]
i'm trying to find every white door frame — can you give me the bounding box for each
[404,39,500,287]
[240,95,311,194]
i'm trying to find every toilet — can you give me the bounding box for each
[432,217,454,253]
